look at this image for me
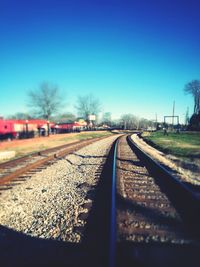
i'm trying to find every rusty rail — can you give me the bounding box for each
[127,135,200,232]
[0,136,110,186]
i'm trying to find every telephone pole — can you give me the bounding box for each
[172,101,175,125]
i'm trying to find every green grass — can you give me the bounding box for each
[56,131,113,142]
[142,131,200,158]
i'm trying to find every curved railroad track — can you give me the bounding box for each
[0,133,200,267]
[115,134,200,267]
[68,133,200,267]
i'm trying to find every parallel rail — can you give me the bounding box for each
[1,133,200,267]
[127,135,200,230]
[115,134,200,267]
[0,136,110,186]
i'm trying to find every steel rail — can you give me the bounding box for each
[127,134,200,231]
[0,136,111,186]
[109,138,119,267]
[0,140,84,168]
[0,136,112,168]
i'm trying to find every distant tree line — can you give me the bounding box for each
[5,81,156,130]
[119,114,155,130]
[7,83,102,124]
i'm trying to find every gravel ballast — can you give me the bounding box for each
[0,135,118,243]
[117,135,194,244]
[131,134,200,185]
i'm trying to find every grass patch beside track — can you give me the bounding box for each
[56,131,113,142]
[142,131,200,158]
[0,131,113,162]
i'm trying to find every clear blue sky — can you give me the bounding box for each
[1,0,200,123]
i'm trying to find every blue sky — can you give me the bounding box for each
[0,0,200,123]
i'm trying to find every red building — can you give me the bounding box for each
[0,118,54,139]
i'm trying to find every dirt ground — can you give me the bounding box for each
[0,133,81,150]
[0,131,112,161]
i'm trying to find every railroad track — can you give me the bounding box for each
[73,134,200,267]
[1,133,200,267]
[0,136,109,187]
[114,134,200,267]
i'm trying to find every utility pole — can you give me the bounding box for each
[155,113,157,130]
[124,120,126,130]
[172,101,175,125]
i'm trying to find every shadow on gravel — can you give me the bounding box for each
[0,143,116,267]
[0,225,85,267]
[117,165,151,177]
[116,157,145,167]
[127,136,200,233]
[64,154,106,167]
[116,193,182,229]
[72,152,107,159]
[117,241,200,267]
[81,139,117,267]
[116,177,200,267]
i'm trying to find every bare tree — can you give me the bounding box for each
[28,82,63,120]
[75,94,101,123]
[139,118,150,129]
[184,80,200,114]
[120,114,138,130]
[102,112,112,126]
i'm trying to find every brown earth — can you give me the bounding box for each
[0,133,81,150]
[0,131,112,160]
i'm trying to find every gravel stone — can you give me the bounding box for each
[131,134,200,185]
[0,135,118,243]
